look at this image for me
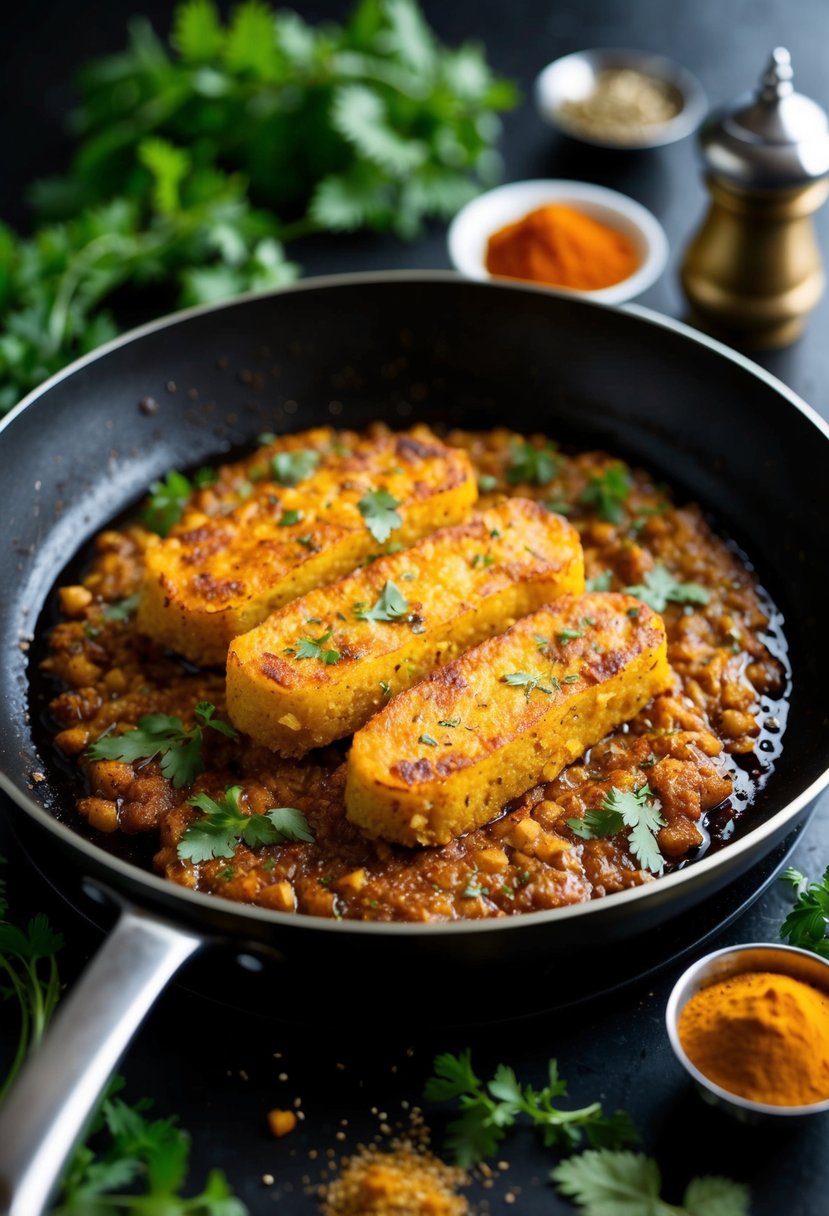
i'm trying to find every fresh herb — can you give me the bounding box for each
[544,499,573,516]
[295,534,315,549]
[502,671,555,700]
[586,571,613,592]
[192,466,219,489]
[419,734,438,747]
[0,859,63,1102]
[579,463,632,524]
[103,593,141,622]
[478,474,499,493]
[461,878,487,899]
[424,1051,636,1169]
[178,785,313,862]
[379,680,392,698]
[552,1150,749,1216]
[270,449,319,486]
[625,565,710,614]
[567,785,666,874]
[490,528,501,539]
[356,581,409,622]
[627,606,641,618]
[55,1079,247,1216]
[631,501,670,531]
[289,628,341,664]
[87,702,237,789]
[438,717,460,728]
[357,489,402,544]
[470,553,495,568]
[506,441,558,486]
[562,674,580,684]
[779,867,829,958]
[278,508,304,526]
[143,470,193,536]
[557,628,584,643]
[0,1,515,414]
[534,634,550,652]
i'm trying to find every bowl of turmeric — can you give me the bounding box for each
[447,178,668,304]
[666,943,829,1123]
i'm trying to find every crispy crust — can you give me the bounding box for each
[226,499,584,754]
[345,593,672,846]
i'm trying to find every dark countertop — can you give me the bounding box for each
[3,2,829,1214]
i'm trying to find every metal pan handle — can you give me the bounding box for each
[0,902,201,1216]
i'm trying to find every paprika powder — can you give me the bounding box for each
[485,203,638,291]
[678,970,829,1107]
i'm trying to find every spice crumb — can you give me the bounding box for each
[262,1174,274,1186]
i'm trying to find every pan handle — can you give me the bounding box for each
[0,902,202,1216]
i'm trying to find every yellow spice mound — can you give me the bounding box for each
[678,970,829,1106]
[320,1145,469,1216]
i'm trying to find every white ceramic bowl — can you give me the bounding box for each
[666,942,829,1124]
[447,178,668,305]
[535,48,707,149]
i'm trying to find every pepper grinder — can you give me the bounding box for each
[681,48,829,348]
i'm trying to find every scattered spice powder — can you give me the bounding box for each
[486,205,638,292]
[267,1108,298,1138]
[319,1142,469,1215]
[559,67,682,143]
[678,970,829,1106]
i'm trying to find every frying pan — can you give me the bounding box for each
[1,272,828,1215]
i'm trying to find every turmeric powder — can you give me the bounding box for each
[678,970,829,1107]
[485,203,638,291]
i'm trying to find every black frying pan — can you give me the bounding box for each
[1,272,828,1215]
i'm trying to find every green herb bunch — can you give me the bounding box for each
[0,0,516,412]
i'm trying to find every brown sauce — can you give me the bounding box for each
[35,427,789,922]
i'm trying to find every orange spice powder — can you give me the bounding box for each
[485,203,638,291]
[678,970,829,1107]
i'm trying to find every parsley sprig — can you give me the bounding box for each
[424,1050,636,1169]
[625,565,710,614]
[780,867,829,957]
[178,785,314,862]
[355,581,409,622]
[88,702,237,789]
[552,1150,749,1216]
[579,463,632,524]
[567,785,666,874]
[357,489,402,544]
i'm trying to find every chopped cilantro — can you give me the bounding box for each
[502,671,554,699]
[506,441,558,486]
[178,786,314,863]
[103,593,141,622]
[438,717,460,728]
[291,628,341,664]
[579,463,632,524]
[586,571,613,592]
[87,702,237,789]
[625,565,710,613]
[557,628,584,643]
[355,581,409,622]
[270,449,320,486]
[379,680,392,698]
[279,508,304,526]
[471,553,495,568]
[357,488,402,544]
[544,499,573,516]
[566,784,666,873]
[478,474,499,493]
[419,733,438,747]
[142,469,192,536]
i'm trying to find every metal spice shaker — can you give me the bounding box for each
[681,48,829,348]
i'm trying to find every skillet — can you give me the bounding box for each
[0,271,828,1215]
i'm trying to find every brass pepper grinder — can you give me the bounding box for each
[681,47,829,348]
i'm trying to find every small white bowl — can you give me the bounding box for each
[666,943,829,1124]
[535,48,707,149]
[447,179,668,305]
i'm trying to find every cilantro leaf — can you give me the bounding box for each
[625,565,710,614]
[579,463,632,524]
[419,733,438,747]
[178,785,314,862]
[87,702,237,789]
[356,581,409,622]
[173,0,225,63]
[779,865,829,958]
[143,470,192,537]
[270,449,320,486]
[586,571,613,592]
[567,785,666,874]
[425,1051,636,1170]
[502,671,554,700]
[103,593,141,621]
[357,489,402,544]
[506,441,558,486]
[291,627,341,664]
[552,1151,749,1216]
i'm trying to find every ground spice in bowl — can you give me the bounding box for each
[485,204,639,291]
[559,67,682,143]
[678,970,829,1107]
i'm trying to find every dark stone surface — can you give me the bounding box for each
[2,2,829,1213]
